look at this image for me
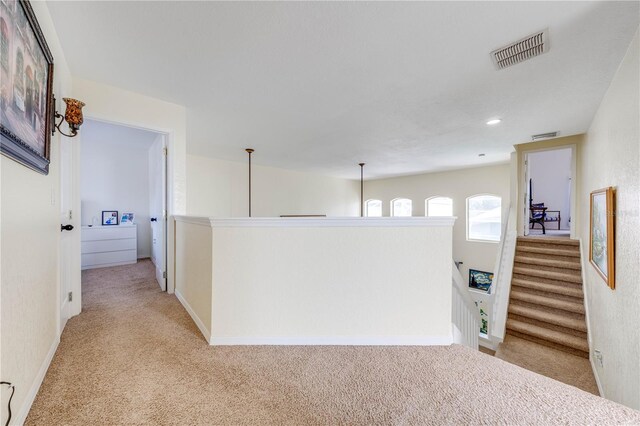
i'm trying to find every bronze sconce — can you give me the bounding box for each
[53,97,85,137]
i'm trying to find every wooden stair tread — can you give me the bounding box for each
[508,304,587,332]
[506,318,589,353]
[516,246,580,257]
[511,278,584,298]
[514,255,581,270]
[512,266,582,284]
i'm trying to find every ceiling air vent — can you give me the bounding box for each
[491,29,549,70]
[531,131,558,141]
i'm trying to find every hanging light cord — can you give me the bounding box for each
[1,382,14,426]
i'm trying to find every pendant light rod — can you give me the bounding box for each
[246,149,254,217]
[359,163,365,217]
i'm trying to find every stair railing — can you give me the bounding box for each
[452,260,480,350]
[490,205,518,342]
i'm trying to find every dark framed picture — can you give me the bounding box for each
[0,0,55,175]
[469,269,493,293]
[590,187,615,289]
[102,211,119,226]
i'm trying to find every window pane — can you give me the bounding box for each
[366,200,382,217]
[468,195,502,241]
[427,197,453,217]
[392,198,412,217]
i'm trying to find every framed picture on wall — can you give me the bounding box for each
[102,211,119,226]
[589,187,615,289]
[121,212,135,225]
[0,0,55,174]
[469,269,493,293]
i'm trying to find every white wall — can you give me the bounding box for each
[80,121,157,258]
[364,164,511,280]
[0,2,72,424]
[187,154,360,217]
[579,29,639,410]
[175,217,454,345]
[528,148,572,229]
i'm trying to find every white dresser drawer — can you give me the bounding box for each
[82,226,136,242]
[82,238,136,254]
[82,250,137,269]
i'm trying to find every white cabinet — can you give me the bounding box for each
[81,225,137,270]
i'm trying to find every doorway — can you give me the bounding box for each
[79,119,168,290]
[523,147,574,238]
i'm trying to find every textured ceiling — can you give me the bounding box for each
[47,1,639,179]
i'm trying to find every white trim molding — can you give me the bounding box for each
[15,336,60,425]
[174,215,457,228]
[175,290,212,344]
[210,335,453,346]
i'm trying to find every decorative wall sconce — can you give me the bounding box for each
[53,97,85,137]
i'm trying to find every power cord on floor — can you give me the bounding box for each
[1,382,14,426]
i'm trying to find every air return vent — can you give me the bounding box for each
[531,131,558,141]
[491,30,549,70]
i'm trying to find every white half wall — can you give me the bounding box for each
[186,154,360,217]
[174,217,454,345]
[578,29,639,410]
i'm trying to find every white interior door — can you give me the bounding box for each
[59,139,74,332]
[149,135,167,290]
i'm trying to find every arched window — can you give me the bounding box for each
[14,49,24,94]
[365,199,382,217]
[391,198,412,217]
[426,196,453,217]
[467,195,502,242]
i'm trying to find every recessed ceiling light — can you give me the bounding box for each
[486,119,501,126]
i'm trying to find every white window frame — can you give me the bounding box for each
[365,199,383,217]
[466,194,502,243]
[391,198,412,217]
[425,196,453,217]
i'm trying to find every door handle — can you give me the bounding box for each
[61,224,74,232]
[150,218,158,222]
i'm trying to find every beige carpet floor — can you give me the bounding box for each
[496,334,600,395]
[27,260,640,425]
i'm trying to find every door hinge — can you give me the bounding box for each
[163,271,167,279]
[68,292,73,302]
[163,147,168,156]
[69,210,73,220]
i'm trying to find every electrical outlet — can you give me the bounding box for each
[594,349,603,367]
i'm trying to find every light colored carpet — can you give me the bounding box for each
[26,260,640,425]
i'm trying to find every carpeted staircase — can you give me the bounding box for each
[505,236,589,358]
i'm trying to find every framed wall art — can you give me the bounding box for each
[102,211,119,226]
[0,0,55,174]
[589,187,615,289]
[469,269,493,293]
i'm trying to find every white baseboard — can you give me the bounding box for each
[590,356,605,397]
[14,336,60,425]
[174,290,211,344]
[210,335,453,346]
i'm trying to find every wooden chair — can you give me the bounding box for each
[529,203,561,234]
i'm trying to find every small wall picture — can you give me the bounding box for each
[121,212,135,225]
[469,269,493,293]
[102,211,119,226]
[590,187,615,289]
